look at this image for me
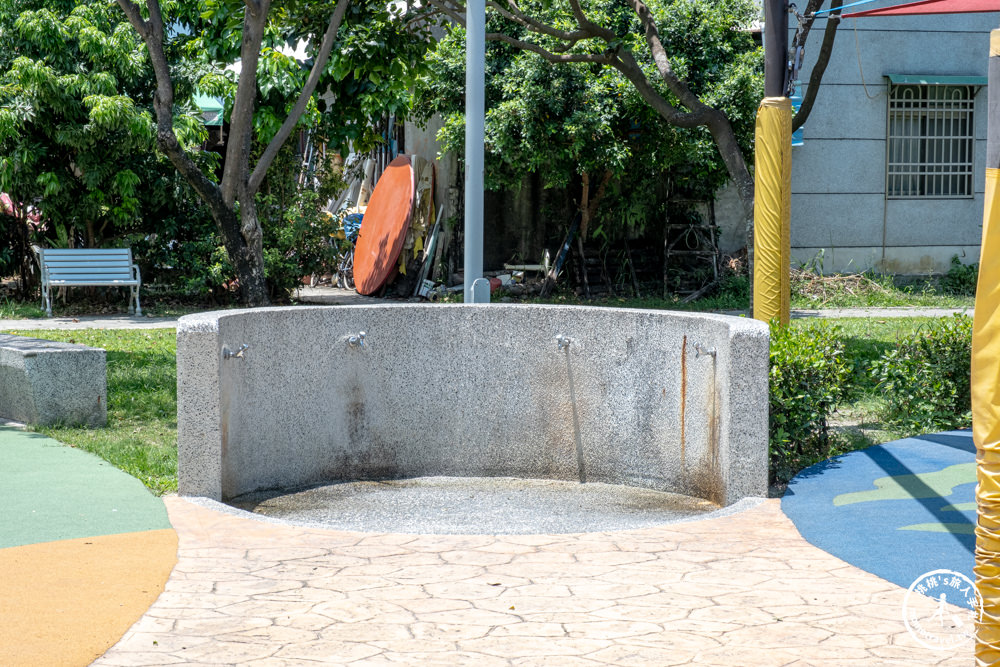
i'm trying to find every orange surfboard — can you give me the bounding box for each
[353,155,415,295]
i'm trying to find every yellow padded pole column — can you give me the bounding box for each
[974,29,1000,666]
[975,167,1000,665]
[753,97,792,325]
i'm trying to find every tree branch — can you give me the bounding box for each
[607,51,705,128]
[566,0,615,41]
[622,0,707,115]
[487,32,611,63]
[485,0,591,44]
[793,0,842,130]
[429,0,608,53]
[115,0,150,38]
[220,0,272,206]
[115,0,225,216]
[248,0,351,194]
[425,0,465,27]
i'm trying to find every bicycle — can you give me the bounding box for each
[334,212,362,290]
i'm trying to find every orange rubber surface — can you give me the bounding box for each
[0,529,177,667]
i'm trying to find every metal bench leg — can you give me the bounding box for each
[42,286,51,317]
[132,286,141,317]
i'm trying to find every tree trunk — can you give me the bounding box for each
[203,196,270,306]
[237,197,269,305]
[15,207,33,300]
[575,235,591,298]
[705,111,755,308]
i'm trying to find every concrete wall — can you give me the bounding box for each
[404,119,571,270]
[404,116,456,236]
[789,9,996,274]
[177,305,769,507]
[715,182,748,255]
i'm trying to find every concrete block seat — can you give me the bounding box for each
[0,334,107,426]
[178,305,769,507]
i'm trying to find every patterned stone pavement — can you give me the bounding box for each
[94,497,971,666]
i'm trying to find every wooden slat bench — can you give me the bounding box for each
[34,247,142,317]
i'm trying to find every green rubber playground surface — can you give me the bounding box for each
[0,425,171,548]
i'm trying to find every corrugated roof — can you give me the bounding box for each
[192,93,224,127]
[886,73,988,86]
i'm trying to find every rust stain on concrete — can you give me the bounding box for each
[680,335,687,471]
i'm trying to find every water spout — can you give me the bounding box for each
[694,342,716,359]
[223,344,249,360]
[347,332,367,349]
[555,334,573,351]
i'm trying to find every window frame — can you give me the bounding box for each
[885,81,978,200]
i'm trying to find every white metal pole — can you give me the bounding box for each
[464,0,486,302]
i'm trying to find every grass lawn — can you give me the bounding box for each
[2,328,178,495]
[0,297,46,319]
[0,286,245,320]
[518,271,974,312]
[0,314,971,496]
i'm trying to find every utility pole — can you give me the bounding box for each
[753,0,791,325]
[763,0,789,97]
[464,0,486,303]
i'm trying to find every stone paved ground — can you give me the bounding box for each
[94,497,970,666]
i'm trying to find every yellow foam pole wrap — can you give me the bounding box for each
[753,97,792,325]
[976,29,1000,665]
[976,167,1000,664]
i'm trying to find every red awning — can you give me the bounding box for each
[844,0,1000,17]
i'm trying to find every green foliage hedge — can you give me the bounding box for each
[768,321,851,484]
[871,314,972,433]
[769,315,973,485]
[940,256,978,296]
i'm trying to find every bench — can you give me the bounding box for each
[34,247,141,317]
[0,334,107,426]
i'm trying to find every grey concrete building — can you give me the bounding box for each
[788,6,998,274]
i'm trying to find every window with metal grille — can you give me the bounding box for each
[887,84,975,198]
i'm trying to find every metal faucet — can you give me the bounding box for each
[694,342,716,358]
[555,334,573,351]
[348,331,366,348]
[223,343,249,360]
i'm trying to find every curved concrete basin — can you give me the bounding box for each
[177,304,768,507]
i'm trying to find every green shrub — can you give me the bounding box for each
[711,273,750,309]
[939,256,978,296]
[260,188,339,299]
[256,145,344,300]
[769,321,851,484]
[871,314,972,432]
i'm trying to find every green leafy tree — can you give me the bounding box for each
[115,0,431,305]
[424,0,845,272]
[0,0,208,284]
[415,6,760,245]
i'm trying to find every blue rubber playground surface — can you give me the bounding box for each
[782,429,976,594]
